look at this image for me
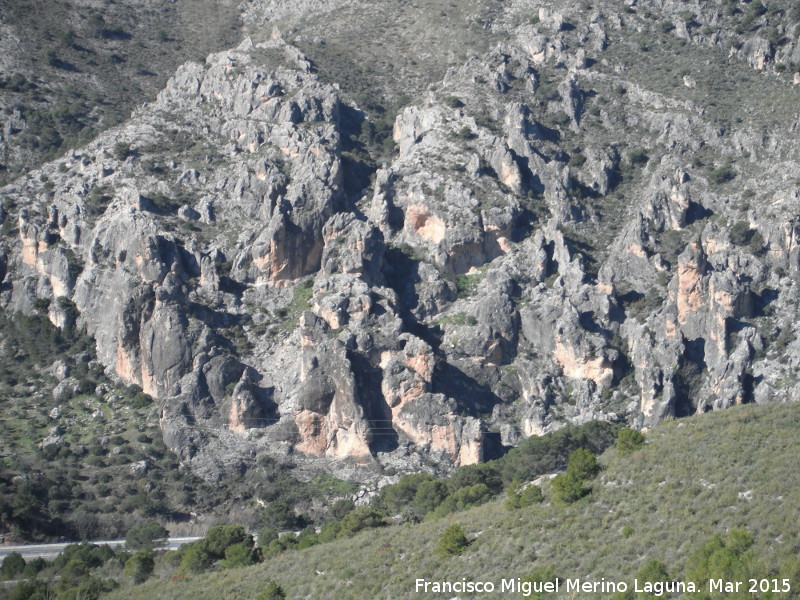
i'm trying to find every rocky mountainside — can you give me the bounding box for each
[1,0,799,483]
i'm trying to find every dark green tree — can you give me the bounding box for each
[8,580,51,600]
[125,520,168,550]
[261,500,298,530]
[328,498,355,521]
[178,543,212,574]
[411,480,448,514]
[437,524,469,558]
[257,527,279,548]
[112,142,132,161]
[22,557,47,578]
[43,48,58,67]
[566,448,600,480]
[551,472,588,504]
[506,480,544,509]
[220,543,260,569]
[377,473,435,514]
[616,429,646,455]
[685,529,757,599]
[1,552,26,579]
[433,483,493,517]
[337,506,385,537]
[124,550,154,584]
[202,524,253,560]
[256,580,286,600]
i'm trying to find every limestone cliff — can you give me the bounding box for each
[1,0,799,481]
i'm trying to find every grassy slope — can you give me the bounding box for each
[108,402,800,599]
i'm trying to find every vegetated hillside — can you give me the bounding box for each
[1,0,800,519]
[0,0,241,181]
[106,402,800,599]
[0,308,358,543]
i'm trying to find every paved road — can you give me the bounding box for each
[0,536,202,562]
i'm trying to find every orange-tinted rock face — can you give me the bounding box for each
[458,435,483,465]
[254,234,324,282]
[292,324,374,460]
[405,203,446,243]
[293,408,372,459]
[19,223,72,303]
[294,409,329,455]
[676,249,704,323]
[115,340,139,387]
[393,405,483,467]
[228,397,247,434]
[379,336,435,414]
[554,336,614,388]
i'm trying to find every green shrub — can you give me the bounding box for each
[709,165,736,184]
[125,520,168,551]
[317,521,341,543]
[748,231,765,255]
[54,543,115,571]
[447,463,503,494]
[437,524,469,558]
[21,557,47,578]
[124,550,154,584]
[8,580,51,600]
[328,498,355,521]
[56,296,80,323]
[569,152,587,168]
[411,480,448,514]
[518,484,544,506]
[257,527,279,548]
[44,48,58,66]
[87,14,106,38]
[177,526,255,573]
[296,526,320,550]
[130,392,153,409]
[566,448,600,480]
[551,449,601,504]
[505,480,544,509]
[686,529,758,588]
[1,552,26,579]
[455,269,486,298]
[220,543,260,568]
[622,525,634,538]
[113,142,132,161]
[178,543,211,574]
[376,473,435,514]
[500,421,618,485]
[616,428,646,455]
[551,472,588,504]
[433,483,493,517]
[337,506,385,537]
[628,149,649,165]
[256,581,286,600]
[637,558,670,585]
[442,95,464,109]
[551,111,570,126]
[202,524,253,560]
[729,221,754,246]
[455,126,476,140]
[261,500,299,530]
